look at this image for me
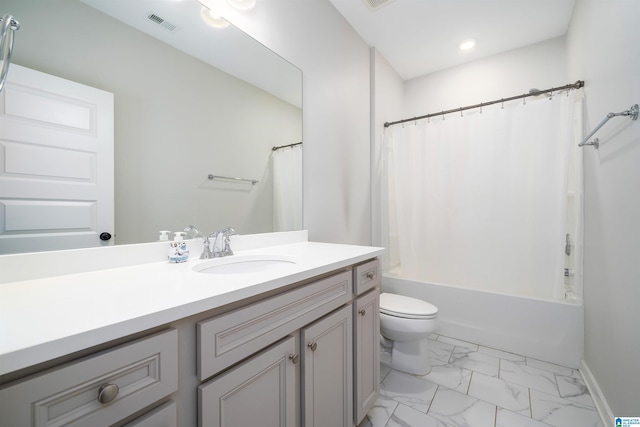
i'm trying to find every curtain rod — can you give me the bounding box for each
[384,80,585,128]
[272,141,302,151]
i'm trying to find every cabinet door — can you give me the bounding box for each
[302,304,353,427]
[199,336,299,427]
[354,289,380,424]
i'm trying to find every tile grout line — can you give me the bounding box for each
[425,384,439,416]
[466,370,473,395]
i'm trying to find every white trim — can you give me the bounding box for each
[579,359,613,426]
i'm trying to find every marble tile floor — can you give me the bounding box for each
[359,334,603,427]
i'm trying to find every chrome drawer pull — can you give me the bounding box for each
[97,383,119,404]
[366,272,375,280]
[359,309,366,316]
[308,342,317,351]
[289,354,299,364]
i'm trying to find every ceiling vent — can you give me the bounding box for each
[146,12,179,32]
[362,0,396,12]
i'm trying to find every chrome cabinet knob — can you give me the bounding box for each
[366,272,375,280]
[289,354,299,364]
[97,383,119,404]
[359,309,366,316]
[308,342,317,351]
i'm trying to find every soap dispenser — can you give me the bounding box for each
[168,231,189,263]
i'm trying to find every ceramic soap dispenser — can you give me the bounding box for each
[168,231,189,263]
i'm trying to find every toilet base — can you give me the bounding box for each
[389,338,432,376]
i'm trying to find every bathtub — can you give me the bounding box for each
[382,275,584,368]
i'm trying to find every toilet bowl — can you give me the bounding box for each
[379,293,439,375]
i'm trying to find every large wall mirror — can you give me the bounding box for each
[1,0,302,254]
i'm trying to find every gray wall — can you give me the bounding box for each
[567,0,640,415]
[223,1,373,246]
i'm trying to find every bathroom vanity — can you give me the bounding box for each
[0,232,383,427]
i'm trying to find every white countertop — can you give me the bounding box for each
[0,237,384,376]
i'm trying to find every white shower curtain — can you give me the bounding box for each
[382,93,578,300]
[272,145,302,231]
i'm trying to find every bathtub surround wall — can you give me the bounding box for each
[566,0,640,417]
[403,37,568,120]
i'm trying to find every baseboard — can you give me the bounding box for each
[579,359,613,426]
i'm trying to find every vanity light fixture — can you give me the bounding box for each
[459,39,476,51]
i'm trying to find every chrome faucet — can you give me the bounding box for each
[191,226,237,259]
[183,225,213,259]
[194,227,237,259]
[210,227,237,257]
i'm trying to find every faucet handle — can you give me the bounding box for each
[222,234,234,256]
[200,235,213,259]
[220,226,236,236]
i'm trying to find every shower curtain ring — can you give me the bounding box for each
[442,111,445,120]
[480,103,483,114]
[460,108,463,117]
[501,99,504,109]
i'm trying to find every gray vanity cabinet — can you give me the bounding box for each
[302,304,353,427]
[0,258,380,427]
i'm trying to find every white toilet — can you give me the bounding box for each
[379,293,439,375]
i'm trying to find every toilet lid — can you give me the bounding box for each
[380,293,438,319]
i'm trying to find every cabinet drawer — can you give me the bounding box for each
[0,329,178,427]
[353,259,380,295]
[198,270,352,380]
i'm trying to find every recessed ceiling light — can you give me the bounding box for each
[200,6,229,28]
[459,39,476,51]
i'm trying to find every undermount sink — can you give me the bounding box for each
[193,254,297,275]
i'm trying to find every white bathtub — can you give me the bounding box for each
[382,275,584,368]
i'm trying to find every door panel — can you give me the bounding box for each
[0,64,114,254]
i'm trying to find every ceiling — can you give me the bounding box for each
[80,0,302,107]
[329,0,576,81]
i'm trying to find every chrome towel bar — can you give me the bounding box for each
[579,104,638,149]
[207,174,258,185]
